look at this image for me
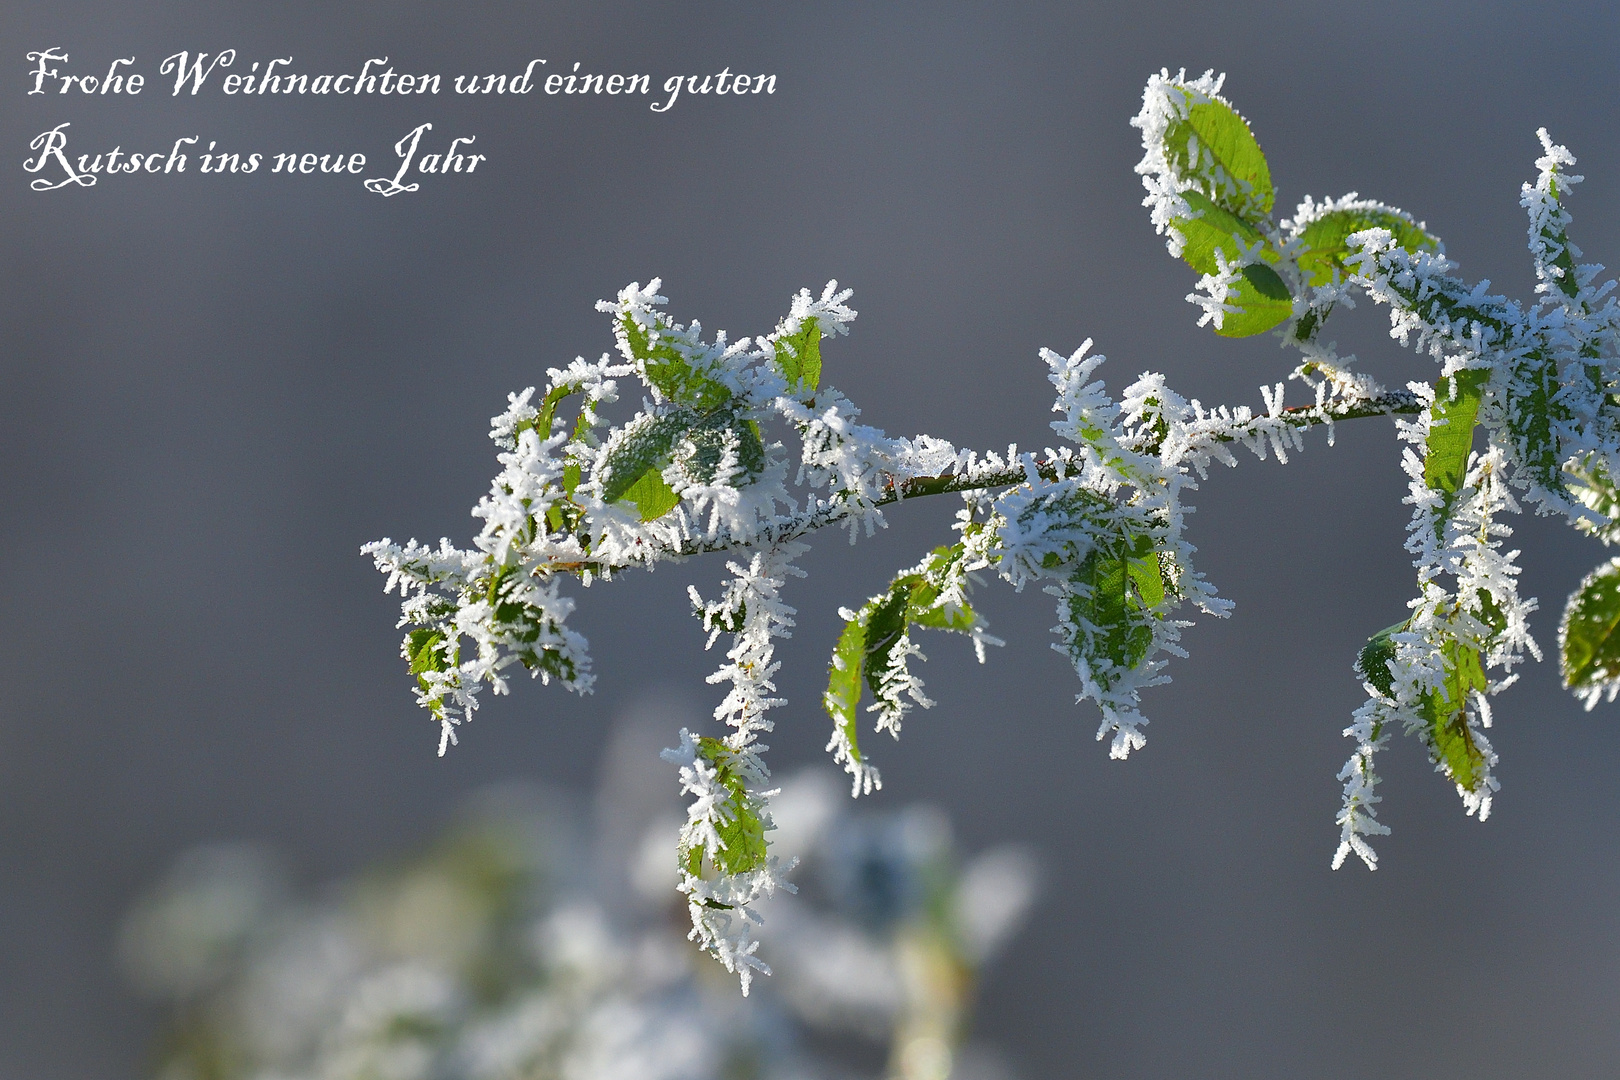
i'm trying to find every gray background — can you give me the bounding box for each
[4,2,1620,1076]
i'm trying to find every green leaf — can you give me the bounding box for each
[1567,455,1620,545]
[822,541,993,770]
[677,413,767,487]
[1173,190,1266,276]
[683,737,768,877]
[908,546,977,632]
[1562,558,1620,696]
[774,317,822,393]
[480,564,582,681]
[600,412,692,503]
[406,628,448,676]
[1419,639,1489,791]
[1536,164,1582,302]
[1213,263,1293,338]
[825,617,869,765]
[622,468,681,521]
[862,578,917,703]
[1163,97,1274,220]
[1296,208,1437,287]
[562,410,592,499]
[619,314,733,412]
[533,383,581,439]
[1355,621,1407,698]
[1423,370,1488,496]
[1128,550,1166,609]
[1503,347,1569,503]
[1069,531,1162,683]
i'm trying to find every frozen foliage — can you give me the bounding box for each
[668,542,807,994]
[1329,123,1620,865]
[369,70,1620,990]
[120,758,1036,1080]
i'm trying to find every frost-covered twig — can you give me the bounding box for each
[368,71,1620,987]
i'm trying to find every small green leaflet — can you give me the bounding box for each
[1163,97,1274,221]
[1295,208,1437,287]
[1168,190,1291,338]
[1355,618,1490,791]
[602,409,769,522]
[1356,621,1406,698]
[1214,263,1293,339]
[1561,558,1620,697]
[1385,277,1568,507]
[403,626,455,718]
[1537,167,1582,301]
[682,736,767,877]
[485,564,581,680]
[618,314,733,412]
[773,317,822,393]
[406,627,450,677]
[908,545,978,632]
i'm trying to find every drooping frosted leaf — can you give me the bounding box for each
[1423,370,1487,497]
[683,736,768,878]
[822,541,994,783]
[1213,263,1293,338]
[1068,531,1162,683]
[485,563,585,682]
[909,545,979,632]
[862,579,916,704]
[1502,347,1569,504]
[825,617,869,768]
[773,316,822,393]
[1163,98,1274,221]
[1172,190,1265,276]
[1561,558,1620,701]
[1420,641,1489,791]
[1296,208,1436,287]
[1355,621,1406,698]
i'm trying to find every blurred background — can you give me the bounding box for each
[115,715,1040,1080]
[3,2,1619,1077]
